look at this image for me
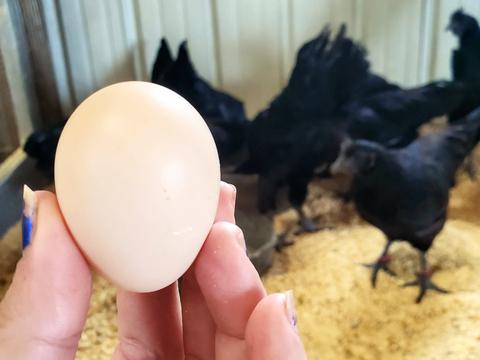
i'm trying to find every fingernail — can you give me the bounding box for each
[230,184,237,207]
[284,290,298,331]
[22,185,38,249]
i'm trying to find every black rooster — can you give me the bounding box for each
[237,25,370,232]
[331,106,480,302]
[151,39,249,167]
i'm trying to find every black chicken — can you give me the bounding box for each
[24,125,63,177]
[447,9,480,84]
[447,9,480,177]
[237,25,371,232]
[151,39,249,167]
[331,106,480,302]
[446,10,480,122]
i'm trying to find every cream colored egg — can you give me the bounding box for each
[55,81,220,292]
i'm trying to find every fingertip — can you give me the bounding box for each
[216,182,236,224]
[30,190,59,215]
[245,294,306,360]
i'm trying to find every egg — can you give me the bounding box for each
[55,81,220,292]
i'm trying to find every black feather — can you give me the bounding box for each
[347,80,480,147]
[151,38,174,84]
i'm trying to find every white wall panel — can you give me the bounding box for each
[48,0,217,110]
[44,0,480,119]
[158,0,187,48]
[134,0,217,84]
[417,0,437,83]
[104,0,135,83]
[42,0,73,116]
[361,0,424,86]
[288,0,358,93]
[291,0,357,46]
[214,0,288,117]
[56,0,95,105]
[181,0,217,85]
[129,0,162,81]
[119,0,143,82]
[82,0,116,88]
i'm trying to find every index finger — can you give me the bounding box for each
[215,181,236,224]
[181,181,237,359]
[195,222,266,338]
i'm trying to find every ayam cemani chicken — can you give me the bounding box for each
[447,9,480,177]
[331,106,480,303]
[447,8,480,85]
[151,39,249,168]
[236,25,371,234]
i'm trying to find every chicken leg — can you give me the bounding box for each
[363,240,396,287]
[288,176,319,234]
[403,251,448,303]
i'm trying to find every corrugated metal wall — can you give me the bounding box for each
[43,0,480,118]
[0,0,38,147]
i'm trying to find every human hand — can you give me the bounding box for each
[0,182,306,359]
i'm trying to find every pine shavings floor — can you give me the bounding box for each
[1,167,480,359]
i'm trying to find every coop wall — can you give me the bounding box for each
[39,0,480,118]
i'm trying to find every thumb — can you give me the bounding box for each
[245,292,307,360]
[0,188,92,359]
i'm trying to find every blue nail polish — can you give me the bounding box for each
[22,213,33,248]
[22,185,37,249]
